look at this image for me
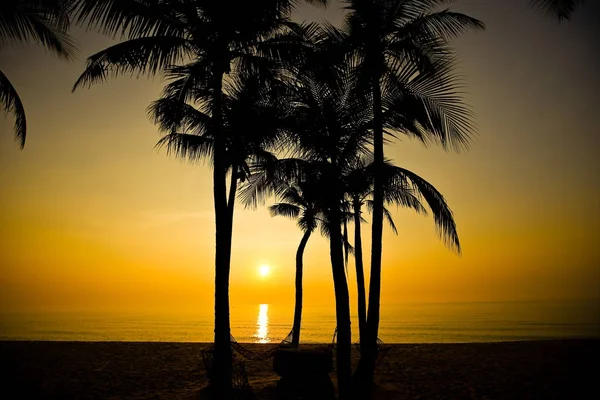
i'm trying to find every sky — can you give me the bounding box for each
[0,0,599,314]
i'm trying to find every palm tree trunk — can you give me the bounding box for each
[355,77,384,392]
[327,202,352,400]
[210,68,233,396]
[291,229,311,346]
[353,200,367,353]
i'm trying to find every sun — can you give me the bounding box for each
[259,264,271,278]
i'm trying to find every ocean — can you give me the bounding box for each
[1,300,598,343]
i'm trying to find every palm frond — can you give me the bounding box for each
[239,157,308,209]
[0,0,77,59]
[529,0,585,21]
[70,0,182,38]
[382,205,398,235]
[0,69,26,148]
[154,132,213,164]
[269,202,301,219]
[72,35,192,91]
[384,56,476,151]
[298,211,319,232]
[390,165,460,253]
[365,200,404,235]
[147,97,210,134]
[385,187,427,215]
[161,61,213,104]
[319,218,333,238]
[239,169,276,209]
[393,9,485,45]
[249,21,317,74]
[249,149,279,167]
[278,186,307,208]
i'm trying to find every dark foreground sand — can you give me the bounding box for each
[1,339,598,399]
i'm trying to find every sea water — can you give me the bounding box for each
[1,299,598,343]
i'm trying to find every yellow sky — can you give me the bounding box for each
[1,0,599,314]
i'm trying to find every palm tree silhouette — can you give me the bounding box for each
[268,181,323,346]
[336,1,483,387]
[281,69,373,400]
[70,0,329,394]
[244,158,358,399]
[344,156,420,352]
[149,68,287,218]
[346,157,460,352]
[240,48,372,398]
[1,0,76,148]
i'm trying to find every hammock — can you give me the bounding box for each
[200,348,254,399]
[201,329,294,371]
[230,328,294,361]
[331,327,392,365]
[199,331,295,399]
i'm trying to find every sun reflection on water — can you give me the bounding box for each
[255,304,269,343]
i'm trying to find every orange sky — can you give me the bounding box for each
[1,0,599,314]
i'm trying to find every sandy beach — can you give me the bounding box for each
[1,339,598,399]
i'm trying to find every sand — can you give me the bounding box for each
[1,339,598,399]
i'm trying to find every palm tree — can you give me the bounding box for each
[344,157,387,351]
[344,156,418,352]
[283,67,374,400]
[338,1,483,387]
[70,1,328,394]
[268,181,323,346]
[244,157,357,400]
[0,0,76,148]
[240,51,373,398]
[345,157,460,352]
[148,68,291,396]
[149,67,287,219]
[529,0,586,21]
